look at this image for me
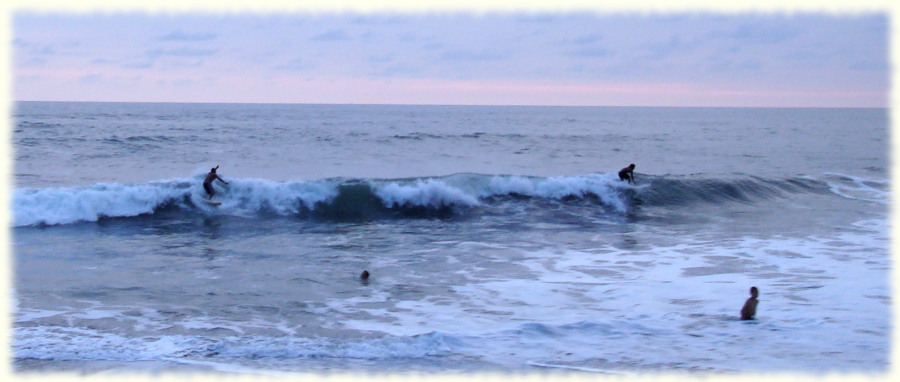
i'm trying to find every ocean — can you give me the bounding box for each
[10,101,890,374]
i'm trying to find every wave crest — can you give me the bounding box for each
[12,172,843,227]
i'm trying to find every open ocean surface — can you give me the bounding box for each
[10,101,890,375]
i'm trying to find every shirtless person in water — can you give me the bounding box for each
[740,286,759,320]
[203,165,229,200]
[618,164,636,184]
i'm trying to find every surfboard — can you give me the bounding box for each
[205,201,221,206]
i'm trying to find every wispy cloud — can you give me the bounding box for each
[78,74,103,83]
[438,48,511,62]
[570,34,603,45]
[13,38,58,55]
[640,35,705,60]
[564,46,612,58]
[276,57,315,71]
[374,63,423,78]
[708,58,763,73]
[146,48,219,58]
[310,29,350,42]
[160,30,217,42]
[11,12,888,107]
[850,60,887,72]
[120,60,156,69]
[719,22,798,44]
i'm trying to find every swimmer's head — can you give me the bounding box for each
[750,286,759,298]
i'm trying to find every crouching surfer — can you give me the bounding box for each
[204,165,229,200]
[618,163,636,184]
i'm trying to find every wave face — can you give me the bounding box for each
[633,175,831,206]
[11,172,832,227]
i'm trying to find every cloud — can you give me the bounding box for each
[708,58,763,73]
[11,13,888,107]
[421,42,445,51]
[397,32,418,43]
[155,78,199,87]
[349,14,409,26]
[368,53,395,64]
[850,60,887,72]
[146,48,218,58]
[554,33,611,58]
[159,30,217,42]
[13,39,58,56]
[570,34,603,45]
[79,74,103,83]
[564,46,612,58]
[276,57,315,71]
[640,35,704,60]
[310,29,350,41]
[513,14,560,23]
[439,49,511,62]
[716,21,798,45]
[374,63,423,78]
[121,60,155,69]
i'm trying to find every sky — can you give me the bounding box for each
[10,7,891,107]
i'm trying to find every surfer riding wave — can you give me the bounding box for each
[204,165,229,200]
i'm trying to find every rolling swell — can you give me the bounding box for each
[12,173,832,227]
[634,175,830,207]
[307,182,460,220]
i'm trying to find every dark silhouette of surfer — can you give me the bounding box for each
[740,286,759,320]
[360,270,370,285]
[203,165,229,200]
[618,164,636,184]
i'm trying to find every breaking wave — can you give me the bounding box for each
[12,172,839,227]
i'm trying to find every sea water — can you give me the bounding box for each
[10,102,890,374]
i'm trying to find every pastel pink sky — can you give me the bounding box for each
[12,13,889,107]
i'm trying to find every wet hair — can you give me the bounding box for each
[750,286,758,297]
[210,167,217,172]
[630,164,636,168]
[360,270,370,280]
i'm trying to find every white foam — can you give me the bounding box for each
[165,358,296,376]
[14,322,457,365]
[12,176,343,226]
[70,309,122,320]
[12,172,636,226]
[373,178,481,208]
[820,173,889,204]
[13,181,190,226]
[14,326,195,361]
[528,361,637,375]
[370,172,631,211]
[206,177,341,216]
[328,213,889,371]
[481,173,630,212]
[15,308,66,321]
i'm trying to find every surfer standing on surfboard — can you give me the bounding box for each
[618,163,636,184]
[203,165,229,200]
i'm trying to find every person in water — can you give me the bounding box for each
[740,286,759,320]
[203,165,229,200]
[618,163,636,184]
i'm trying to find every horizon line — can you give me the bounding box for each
[12,99,887,110]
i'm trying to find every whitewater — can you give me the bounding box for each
[10,102,890,375]
[12,172,646,227]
